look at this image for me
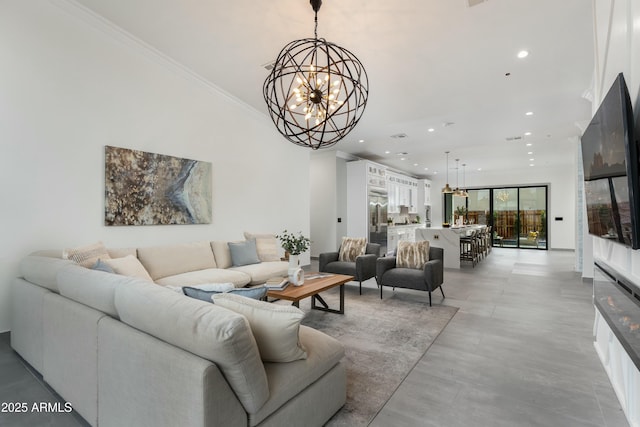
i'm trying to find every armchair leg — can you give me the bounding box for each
[440,286,445,299]
[359,281,362,295]
[380,284,383,299]
[428,291,432,307]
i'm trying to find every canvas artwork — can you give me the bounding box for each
[105,146,212,226]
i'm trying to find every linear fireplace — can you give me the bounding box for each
[593,261,640,427]
[594,262,640,369]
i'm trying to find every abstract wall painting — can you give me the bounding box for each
[104,146,212,226]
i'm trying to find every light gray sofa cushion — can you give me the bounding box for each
[229,261,289,285]
[43,293,105,426]
[154,267,251,288]
[10,278,50,372]
[57,263,148,319]
[20,255,73,292]
[250,326,345,425]
[114,280,269,414]
[98,317,247,427]
[137,241,217,280]
[211,240,237,269]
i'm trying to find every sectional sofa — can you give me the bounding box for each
[10,240,346,427]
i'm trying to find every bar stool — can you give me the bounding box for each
[460,229,478,267]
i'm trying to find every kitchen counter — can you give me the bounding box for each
[416,225,486,269]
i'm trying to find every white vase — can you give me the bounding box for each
[288,254,300,276]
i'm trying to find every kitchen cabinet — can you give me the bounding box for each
[419,179,432,206]
[387,173,418,213]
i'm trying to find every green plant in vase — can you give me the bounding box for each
[277,230,311,268]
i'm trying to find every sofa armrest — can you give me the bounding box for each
[423,259,443,291]
[376,256,396,286]
[319,252,339,272]
[355,253,377,281]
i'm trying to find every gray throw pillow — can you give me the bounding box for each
[183,285,268,302]
[228,240,261,267]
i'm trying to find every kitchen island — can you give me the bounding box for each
[416,225,487,269]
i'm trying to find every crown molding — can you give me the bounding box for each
[49,0,268,121]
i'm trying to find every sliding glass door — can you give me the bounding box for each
[518,187,547,249]
[464,186,547,249]
[493,188,519,247]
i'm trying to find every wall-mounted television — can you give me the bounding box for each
[581,73,639,248]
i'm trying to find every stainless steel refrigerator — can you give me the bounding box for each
[368,189,388,255]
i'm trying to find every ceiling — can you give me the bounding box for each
[72,0,595,180]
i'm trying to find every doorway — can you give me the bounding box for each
[465,186,548,249]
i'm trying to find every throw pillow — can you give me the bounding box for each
[92,258,115,274]
[103,255,153,281]
[228,240,261,267]
[243,232,281,262]
[212,293,307,363]
[396,240,430,270]
[63,241,111,268]
[183,285,268,302]
[338,237,367,262]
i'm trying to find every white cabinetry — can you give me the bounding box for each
[419,179,432,206]
[387,173,418,213]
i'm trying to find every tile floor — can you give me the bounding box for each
[368,248,629,427]
[0,248,630,426]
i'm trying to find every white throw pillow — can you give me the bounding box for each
[243,232,281,262]
[103,255,153,282]
[212,293,307,362]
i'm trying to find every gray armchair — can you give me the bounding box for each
[319,243,381,294]
[376,246,444,306]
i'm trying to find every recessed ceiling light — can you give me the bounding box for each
[525,111,534,116]
[384,150,391,154]
[526,143,532,147]
[413,163,418,166]
[424,167,429,170]
[477,168,482,171]
[358,139,364,143]
[428,128,435,132]
[434,171,438,175]
[517,50,529,59]
[400,157,406,161]
[524,131,532,136]
[529,163,535,167]
[529,158,535,161]
[527,151,533,155]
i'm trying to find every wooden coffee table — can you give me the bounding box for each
[267,273,354,314]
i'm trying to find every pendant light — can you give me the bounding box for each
[441,151,453,193]
[263,0,369,150]
[453,158,462,196]
[460,163,469,197]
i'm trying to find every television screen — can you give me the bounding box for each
[581,73,638,248]
[584,178,618,240]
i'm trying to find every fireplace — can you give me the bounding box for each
[594,262,640,370]
[593,261,640,427]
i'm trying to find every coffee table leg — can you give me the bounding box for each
[293,301,300,308]
[311,284,344,314]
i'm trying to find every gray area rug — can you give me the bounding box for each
[298,283,458,426]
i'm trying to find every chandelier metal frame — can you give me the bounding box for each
[263,0,369,149]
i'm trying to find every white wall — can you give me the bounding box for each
[0,1,311,332]
[429,163,577,250]
[590,0,640,272]
[590,3,640,425]
[310,151,338,257]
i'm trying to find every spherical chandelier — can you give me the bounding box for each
[263,0,369,150]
